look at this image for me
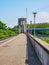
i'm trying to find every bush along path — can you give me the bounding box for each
[0,21,18,40]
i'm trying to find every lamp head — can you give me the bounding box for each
[33,12,37,17]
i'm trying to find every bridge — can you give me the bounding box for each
[0,18,49,65]
[0,33,49,65]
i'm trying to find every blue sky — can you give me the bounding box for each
[0,0,49,27]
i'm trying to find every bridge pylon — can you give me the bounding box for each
[18,18,27,33]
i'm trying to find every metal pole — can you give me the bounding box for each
[34,16,35,36]
[33,12,37,37]
[28,26,29,33]
[26,8,27,33]
[26,8,27,18]
[30,20,32,34]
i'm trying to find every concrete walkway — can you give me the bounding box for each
[0,34,26,65]
[0,34,42,65]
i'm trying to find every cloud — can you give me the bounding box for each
[38,12,49,17]
[36,12,49,23]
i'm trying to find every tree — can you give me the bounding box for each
[7,25,18,34]
[0,21,7,29]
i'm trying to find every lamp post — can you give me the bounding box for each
[33,12,37,37]
[28,26,29,33]
[30,20,32,34]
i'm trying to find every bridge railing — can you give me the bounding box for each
[27,28,49,30]
[27,33,49,65]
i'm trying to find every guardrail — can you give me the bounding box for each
[27,33,49,65]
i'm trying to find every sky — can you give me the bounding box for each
[0,0,49,27]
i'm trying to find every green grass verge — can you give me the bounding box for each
[36,34,49,44]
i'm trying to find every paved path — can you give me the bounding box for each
[0,34,26,65]
[0,33,42,65]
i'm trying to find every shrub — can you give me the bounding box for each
[0,29,16,39]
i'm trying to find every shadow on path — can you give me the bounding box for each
[25,37,42,65]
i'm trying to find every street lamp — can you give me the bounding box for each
[27,26,29,33]
[33,12,37,37]
[30,20,32,34]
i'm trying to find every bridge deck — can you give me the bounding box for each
[0,34,42,65]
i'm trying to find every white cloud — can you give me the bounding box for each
[38,12,49,18]
[37,12,49,23]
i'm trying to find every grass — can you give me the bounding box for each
[36,34,49,44]
[40,37,49,44]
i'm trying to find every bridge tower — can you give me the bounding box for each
[18,18,27,33]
